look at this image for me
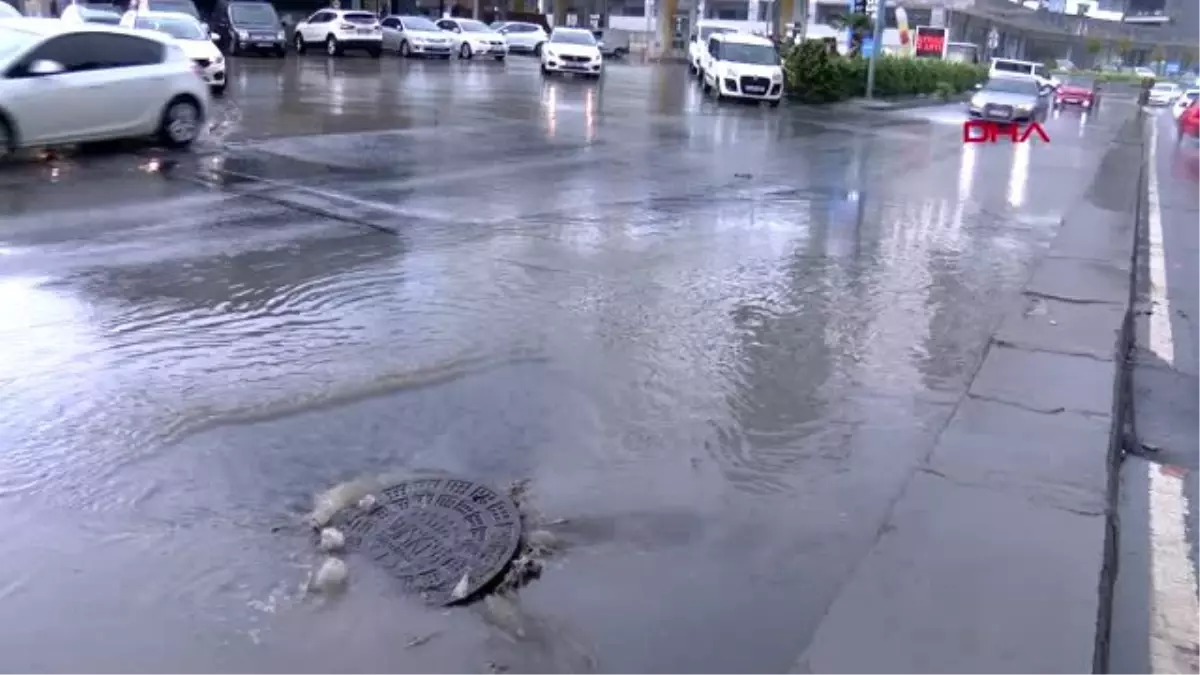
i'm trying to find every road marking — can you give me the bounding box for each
[1143,118,1199,675]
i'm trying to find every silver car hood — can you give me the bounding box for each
[975,90,1039,107]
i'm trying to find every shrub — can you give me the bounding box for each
[785,51,987,103]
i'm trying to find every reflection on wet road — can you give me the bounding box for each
[0,55,1139,672]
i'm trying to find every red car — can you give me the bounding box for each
[1179,99,1200,142]
[1055,76,1099,110]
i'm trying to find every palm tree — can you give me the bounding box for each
[829,11,873,57]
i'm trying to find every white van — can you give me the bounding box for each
[990,57,1058,90]
[688,20,739,76]
[700,32,783,106]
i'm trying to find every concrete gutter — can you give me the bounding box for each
[791,107,1147,673]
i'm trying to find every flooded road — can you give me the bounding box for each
[0,55,1140,672]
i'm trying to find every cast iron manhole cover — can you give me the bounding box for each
[334,477,522,606]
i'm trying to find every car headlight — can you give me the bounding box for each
[771,71,782,81]
[722,67,736,79]
[1016,103,1033,112]
[544,48,555,58]
[969,94,983,107]
[236,29,249,40]
[213,54,224,64]
[276,30,285,40]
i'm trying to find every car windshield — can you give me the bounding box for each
[400,16,438,31]
[1184,91,1200,101]
[0,26,37,59]
[550,29,594,45]
[230,2,278,24]
[82,8,122,22]
[458,19,490,32]
[136,15,204,38]
[148,0,198,17]
[699,25,734,40]
[342,12,375,23]
[719,42,779,65]
[985,77,1039,95]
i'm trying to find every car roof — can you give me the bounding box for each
[713,31,771,45]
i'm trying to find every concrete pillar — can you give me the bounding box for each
[553,0,566,26]
[472,0,480,18]
[775,0,793,40]
[656,0,676,56]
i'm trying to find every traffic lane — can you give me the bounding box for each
[0,80,1139,672]
[1108,107,1200,675]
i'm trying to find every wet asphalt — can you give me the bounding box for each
[0,54,1146,673]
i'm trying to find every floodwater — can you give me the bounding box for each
[0,56,1139,672]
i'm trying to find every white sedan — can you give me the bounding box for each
[121,10,226,95]
[539,27,601,78]
[434,17,507,61]
[0,18,210,156]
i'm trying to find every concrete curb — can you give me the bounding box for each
[791,108,1147,674]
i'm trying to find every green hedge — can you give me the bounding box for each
[784,40,987,104]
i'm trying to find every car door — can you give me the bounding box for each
[300,11,329,42]
[702,36,718,78]
[2,33,101,144]
[380,16,399,50]
[436,18,462,47]
[83,33,168,138]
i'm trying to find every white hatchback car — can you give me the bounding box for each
[121,10,225,95]
[435,18,507,61]
[0,18,209,156]
[292,8,382,57]
[494,21,546,54]
[539,27,601,78]
[380,14,452,58]
[701,32,783,106]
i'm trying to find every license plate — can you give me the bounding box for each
[745,86,765,94]
[987,110,1010,119]
[357,28,371,34]
[1063,98,1078,103]
[256,42,272,47]
[565,64,586,70]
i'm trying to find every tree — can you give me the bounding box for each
[1116,37,1133,65]
[829,12,873,58]
[1084,37,1103,57]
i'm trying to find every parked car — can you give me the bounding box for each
[381,14,452,58]
[540,26,601,78]
[687,20,737,76]
[292,8,381,57]
[990,57,1057,91]
[968,74,1049,123]
[699,32,783,106]
[0,18,209,156]
[591,28,627,58]
[121,10,224,94]
[209,0,286,57]
[1053,74,1099,111]
[59,3,122,24]
[493,20,545,55]
[434,18,506,60]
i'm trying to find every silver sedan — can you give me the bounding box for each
[967,76,1051,123]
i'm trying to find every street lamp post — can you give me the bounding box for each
[864,0,885,99]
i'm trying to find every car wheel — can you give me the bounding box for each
[533,42,544,56]
[274,46,286,57]
[294,33,306,54]
[540,64,551,76]
[459,42,472,59]
[399,40,411,57]
[0,115,14,160]
[494,54,505,61]
[157,96,202,149]
[326,35,341,57]
[368,47,381,58]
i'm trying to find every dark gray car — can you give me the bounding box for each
[967,75,1050,123]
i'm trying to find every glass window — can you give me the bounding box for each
[550,28,594,45]
[341,11,376,23]
[381,16,398,27]
[984,77,1039,95]
[698,25,734,40]
[717,41,778,65]
[229,2,278,24]
[92,33,164,66]
[146,0,198,17]
[401,16,439,30]
[135,15,205,39]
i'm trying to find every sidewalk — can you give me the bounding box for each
[792,108,1147,674]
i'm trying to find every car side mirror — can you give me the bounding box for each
[27,59,65,76]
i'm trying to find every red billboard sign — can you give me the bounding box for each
[914,26,947,59]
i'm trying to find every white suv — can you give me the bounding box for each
[293,8,382,57]
[700,33,783,106]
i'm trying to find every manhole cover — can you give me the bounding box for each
[334,477,522,606]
